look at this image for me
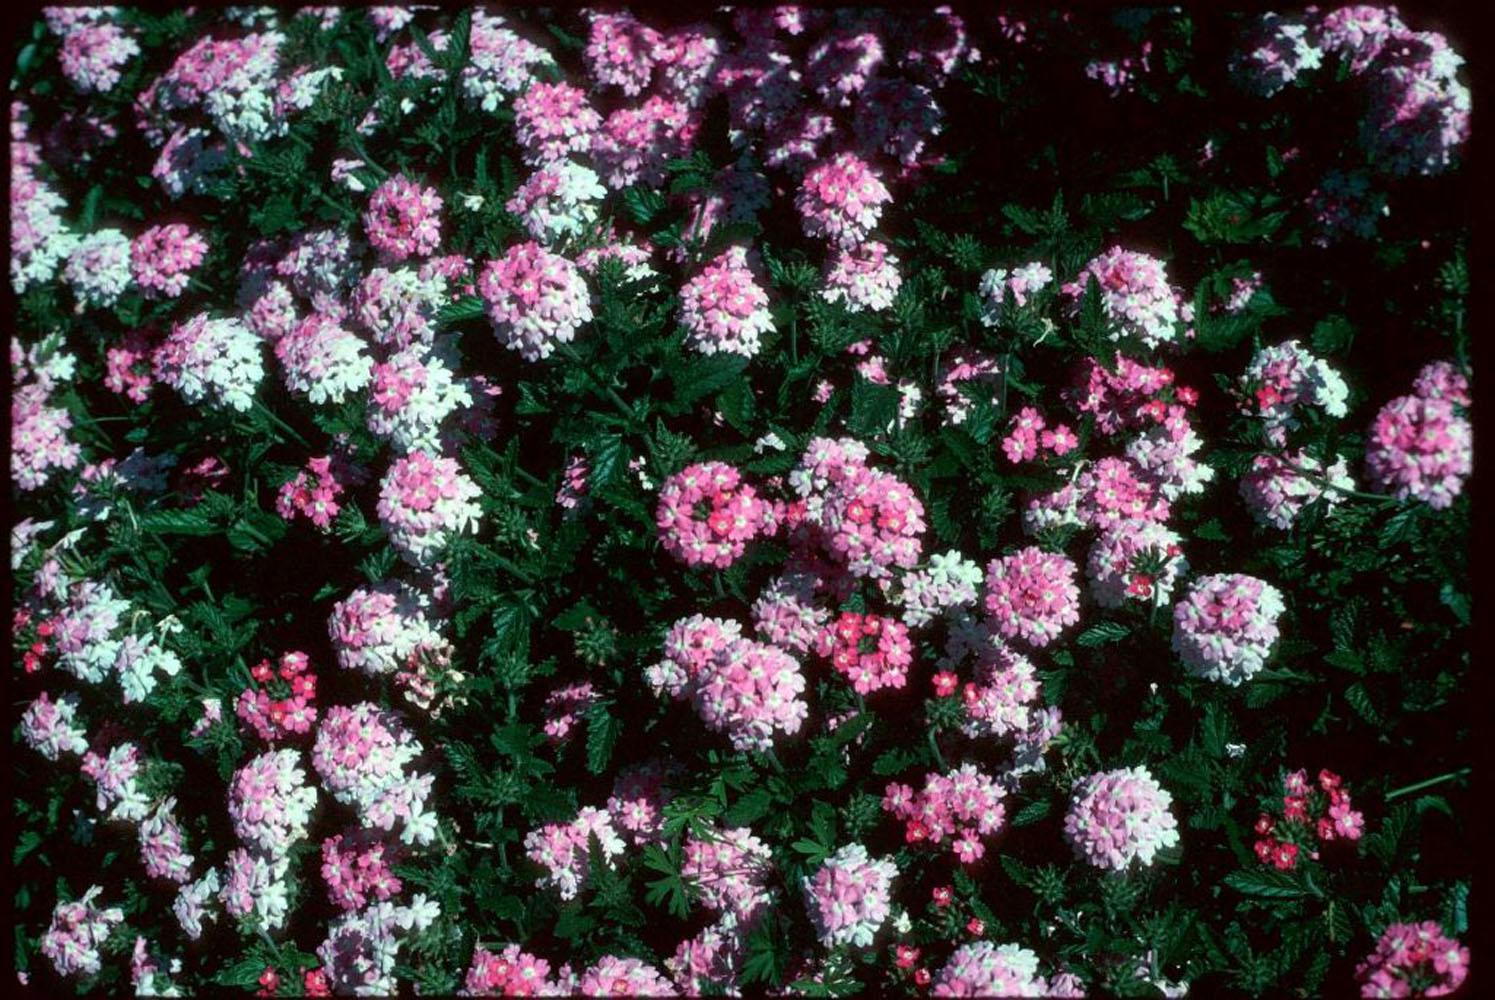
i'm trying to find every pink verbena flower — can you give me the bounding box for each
[478,241,593,361]
[512,81,601,165]
[227,749,318,856]
[524,806,625,900]
[139,798,194,883]
[821,240,901,313]
[363,173,443,262]
[1360,30,1469,177]
[583,12,660,96]
[463,943,560,996]
[39,886,123,978]
[154,313,264,412]
[883,764,1006,863]
[1076,456,1171,527]
[594,97,699,190]
[1365,370,1472,509]
[796,152,890,249]
[802,843,897,948]
[20,692,89,761]
[1060,247,1185,349]
[507,159,606,243]
[753,573,832,655]
[1086,521,1187,608]
[825,611,913,695]
[1171,573,1286,685]
[1240,451,1354,530]
[321,832,403,912]
[932,942,1052,997]
[328,582,445,678]
[376,451,483,567]
[1065,766,1180,870]
[274,312,372,406]
[577,956,673,997]
[131,223,207,298]
[656,461,776,569]
[678,246,775,358]
[1355,921,1469,998]
[58,21,140,94]
[983,546,1081,648]
[690,638,808,752]
[312,702,437,846]
[819,465,926,582]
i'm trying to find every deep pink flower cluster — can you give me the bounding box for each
[1001,406,1078,463]
[655,461,777,569]
[1253,767,1365,871]
[1365,361,1472,509]
[131,223,207,298]
[883,764,1007,863]
[1064,765,1180,870]
[817,465,927,583]
[1356,920,1469,998]
[463,943,562,996]
[825,611,913,695]
[236,651,319,742]
[276,453,363,531]
[1075,456,1172,527]
[595,96,699,190]
[363,174,443,263]
[677,246,775,358]
[376,451,483,567]
[477,241,593,361]
[982,546,1081,648]
[1171,573,1286,685]
[1065,354,1187,437]
[320,832,402,912]
[796,152,891,248]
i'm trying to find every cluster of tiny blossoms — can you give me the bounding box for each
[677,246,776,358]
[236,651,319,742]
[523,806,625,900]
[825,611,913,695]
[1064,765,1181,870]
[312,702,438,846]
[1171,573,1286,685]
[655,461,778,569]
[1060,246,1189,349]
[39,886,124,979]
[1364,360,1472,510]
[883,764,1007,863]
[376,451,482,567]
[802,843,898,948]
[1355,920,1470,998]
[932,942,1083,998]
[477,240,593,361]
[1254,767,1365,871]
[131,223,207,298]
[982,546,1082,648]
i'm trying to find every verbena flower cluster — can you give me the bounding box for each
[10,6,1471,997]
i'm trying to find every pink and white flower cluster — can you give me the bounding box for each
[656,461,778,569]
[478,240,594,361]
[1064,765,1180,870]
[802,843,898,948]
[227,748,318,856]
[883,764,1007,864]
[312,702,438,846]
[523,806,625,900]
[1355,920,1469,998]
[1172,573,1286,685]
[131,223,207,298]
[932,942,1082,998]
[376,451,483,567]
[983,546,1081,648]
[1365,360,1472,510]
[39,886,124,979]
[678,246,776,358]
[1060,247,1189,350]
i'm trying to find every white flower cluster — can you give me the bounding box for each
[507,159,607,244]
[64,229,133,308]
[898,550,983,628]
[154,314,265,412]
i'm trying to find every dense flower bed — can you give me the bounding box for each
[10,5,1472,997]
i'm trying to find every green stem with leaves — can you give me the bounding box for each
[1386,768,1471,802]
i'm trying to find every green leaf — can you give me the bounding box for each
[585,703,621,775]
[1222,868,1312,899]
[1077,621,1130,647]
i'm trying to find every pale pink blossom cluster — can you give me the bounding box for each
[11,381,82,492]
[978,261,1053,328]
[478,240,593,361]
[1240,340,1350,445]
[353,265,447,350]
[1074,456,1172,528]
[312,702,438,846]
[153,313,264,412]
[802,843,898,948]
[796,152,891,248]
[130,223,207,298]
[646,614,808,751]
[512,81,602,164]
[936,349,1004,426]
[39,886,124,979]
[606,762,673,844]
[584,12,661,96]
[64,228,133,308]
[376,451,483,567]
[274,312,373,405]
[1060,246,1188,349]
[363,173,443,262]
[577,956,674,997]
[825,610,913,695]
[541,681,598,743]
[678,246,776,358]
[983,546,1081,648]
[821,240,902,313]
[11,103,80,292]
[315,896,440,995]
[80,741,149,820]
[1240,451,1354,530]
[752,573,833,655]
[1365,361,1472,509]
[682,825,775,918]
[1172,573,1286,685]
[898,550,983,628]
[227,748,318,856]
[883,764,1007,863]
[932,942,1080,998]
[508,159,607,244]
[460,11,554,112]
[1064,765,1180,870]
[20,691,90,760]
[1086,521,1188,607]
[523,806,625,900]
[594,96,699,190]
[555,454,590,512]
[816,465,927,583]
[328,581,446,679]
[1355,920,1469,998]
[139,798,195,883]
[655,461,778,569]
[367,344,476,455]
[56,18,140,94]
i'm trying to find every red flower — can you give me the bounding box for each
[932,672,958,697]
[1254,838,1276,863]
[1318,769,1342,791]
[931,886,953,907]
[303,968,331,997]
[896,945,920,969]
[967,917,985,936]
[1272,841,1299,871]
[257,967,281,995]
[1254,814,1274,835]
[914,968,932,987]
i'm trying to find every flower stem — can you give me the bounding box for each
[1386,768,1471,802]
[555,342,641,430]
